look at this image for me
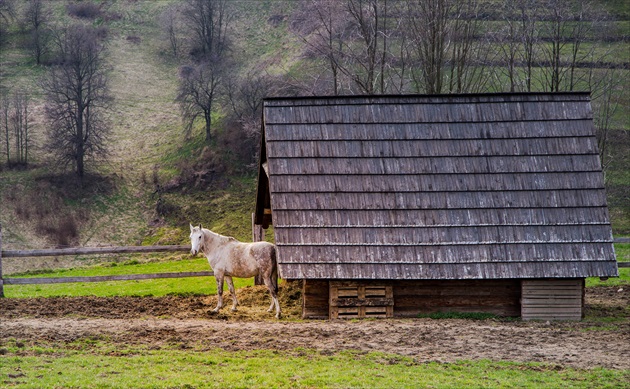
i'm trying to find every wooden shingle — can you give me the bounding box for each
[255,93,618,280]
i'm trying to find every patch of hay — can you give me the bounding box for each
[203,280,303,321]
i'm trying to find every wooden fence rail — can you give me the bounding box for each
[0,224,628,297]
[0,224,212,297]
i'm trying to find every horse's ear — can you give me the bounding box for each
[199,224,203,230]
[190,223,194,232]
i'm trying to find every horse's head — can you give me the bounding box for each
[189,223,204,255]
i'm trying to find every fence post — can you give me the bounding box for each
[0,224,4,297]
[252,213,265,285]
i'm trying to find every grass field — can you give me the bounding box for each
[1,246,628,388]
[1,344,627,389]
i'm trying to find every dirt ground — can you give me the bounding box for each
[1,284,628,370]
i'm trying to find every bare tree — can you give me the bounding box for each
[401,0,488,94]
[291,0,348,95]
[176,0,233,143]
[181,0,231,61]
[40,24,111,181]
[537,0,604,92]
[159,3,182,58]
[0,0,16,42]
[517,0,540,92]
[293,0,394,95]
[490,1,522,92]
[1,93,10,165]
[176,61,223,142]
[403,0,450,93]
[0,91,31,166]
[10,91,30,165]
[21,0,51,65]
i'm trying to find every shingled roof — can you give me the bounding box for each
[254,93,618,280]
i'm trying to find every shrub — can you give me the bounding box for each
[66,2,102,20]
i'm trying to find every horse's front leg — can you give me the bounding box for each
[225,276,238,312]
[213,272,224,313]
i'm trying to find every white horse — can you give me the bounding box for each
[189,224,281,318]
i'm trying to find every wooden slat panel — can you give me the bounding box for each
[270,172,604,193]
[275,225,613,245]
[521,279,583,321]
[268,154,601,175]
[264,120,595,141]
[270,190,608,211]
[329,281,393,319]
[266,137,598,158]
[264,101,592,124]
[272,208,612,227]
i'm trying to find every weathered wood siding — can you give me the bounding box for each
[260,93,618,280]
[302,280,329,319]
[302,279,521,319]
[521,279,584,321]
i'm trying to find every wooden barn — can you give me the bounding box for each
[253,92,619,321]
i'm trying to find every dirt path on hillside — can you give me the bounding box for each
[1,286,628,370]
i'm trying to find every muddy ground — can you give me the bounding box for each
[1,284,628,370]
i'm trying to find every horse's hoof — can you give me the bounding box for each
[231,307,237,312]
[275,314,281,319]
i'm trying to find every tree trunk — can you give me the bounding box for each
[204,109,212,143]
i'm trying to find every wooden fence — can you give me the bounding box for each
[0,225,628,298]
[0,225,211,297]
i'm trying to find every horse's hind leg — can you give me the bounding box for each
[263,277,281,319]
[225,276,238,312]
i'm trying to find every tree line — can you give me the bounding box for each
[0,0,625,181]
[164,0,623,174]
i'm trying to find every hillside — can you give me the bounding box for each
[0,0,628,254]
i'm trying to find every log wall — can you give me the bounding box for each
[302,279,522,319]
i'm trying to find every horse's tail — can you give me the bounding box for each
[271,245,279,294]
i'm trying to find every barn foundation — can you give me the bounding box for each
[302,278,585,320]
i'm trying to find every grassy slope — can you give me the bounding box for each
[0,0,628,253]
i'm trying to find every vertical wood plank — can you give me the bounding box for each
[252,213,265,285]
[358,285,366,318]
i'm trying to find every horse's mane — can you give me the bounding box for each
[204,228,238,243]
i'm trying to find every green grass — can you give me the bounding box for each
[3,258,253,298]
[1,342,627,389]
[587,267,630,288]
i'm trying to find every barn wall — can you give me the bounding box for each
[521,279,584,321]
[302,280,329,319]
[302,279,522,319]
[393,279,521,317]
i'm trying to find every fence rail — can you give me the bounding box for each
[2,245,192,258]
[0,225,211,297]
[0,224,628,297]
